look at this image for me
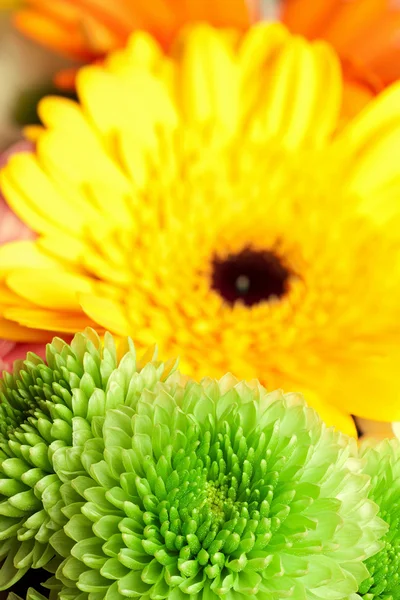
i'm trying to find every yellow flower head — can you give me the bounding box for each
[1,23,400,437]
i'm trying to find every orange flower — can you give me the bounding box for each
[281,0,400,117]
[14,0,253,88]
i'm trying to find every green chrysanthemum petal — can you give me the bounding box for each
[0,568,60,600]
[5,586,56,600]
[0,329,178,590]
[359,439,400,599]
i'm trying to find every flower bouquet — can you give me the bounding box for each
[0,1,399,599]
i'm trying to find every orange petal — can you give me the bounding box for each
[81,16,121,54]
[341,77,376,122]
[53,67,79,90]
[24,0,85,24]
[68,0,141,33]
[281,0,339,38]
[14,9,95,60]
[281,0,400,89]
[319,0,387,53]
[354,14,400,84]
[177,0,250,29]
[16,0,251,65]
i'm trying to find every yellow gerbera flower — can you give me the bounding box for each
[1,23,400,437]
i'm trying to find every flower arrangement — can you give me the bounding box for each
[1,2,400,598]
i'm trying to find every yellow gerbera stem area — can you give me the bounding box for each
[1,24,400,437]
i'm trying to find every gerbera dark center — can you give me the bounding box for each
[212,249,290,306]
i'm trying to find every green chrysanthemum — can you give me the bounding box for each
[359,439,400,599]
[0,329,176,591]
[40,344,384,600]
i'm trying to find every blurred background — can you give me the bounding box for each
[0,13,71,149]
[0,1,279,150]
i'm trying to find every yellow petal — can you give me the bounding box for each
[79,293,131,336]
[37,234,86,264]
[348,178,400,226]
[239,23,289,80]
[83,182,134,228]
[36,112,131,197]
[176,24,239,134]
[106,31,162,72]
[0,241,61,277]
[4,153,87,236]
[309,42,342,145]
[339,81,400,155]
[77,65,177,150]
[82,249,132,286]
[0,170,62,237]
[251,36,341,148]
[39,97,131,203]
[23,125,45,142]
[4,307,94,333]
[239,23,289,121]
[0,282,32,307]
[325,354,400,422]
[7,269,94,310]
[39,97,130,195]
[339,83,400,198]
[118,131,150,189]
[38,96,98,138]
[301,388,357,437]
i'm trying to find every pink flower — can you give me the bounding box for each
[0,141,47,372]
[0,340,47,372]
